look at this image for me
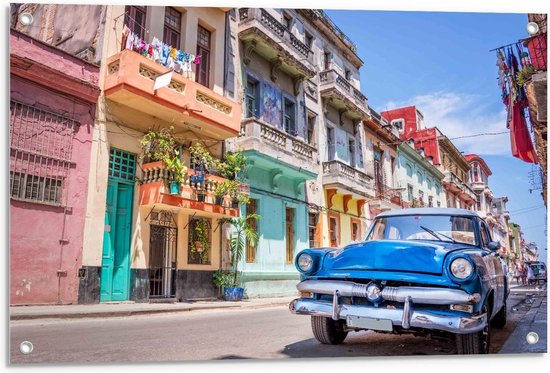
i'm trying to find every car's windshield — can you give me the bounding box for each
[366,214,478,246]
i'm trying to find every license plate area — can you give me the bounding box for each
[346,315,393,331]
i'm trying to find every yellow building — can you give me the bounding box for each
[80,6,242,303]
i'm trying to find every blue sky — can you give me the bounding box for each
[325,9,547,262]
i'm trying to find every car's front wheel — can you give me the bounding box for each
[311,316,348,345]
[491,302,507,328]
[455,309,491,354]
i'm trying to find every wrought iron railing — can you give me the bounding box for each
[375,182,402,205]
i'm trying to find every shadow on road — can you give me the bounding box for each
[281,331,456,358]
[216,355,252,360]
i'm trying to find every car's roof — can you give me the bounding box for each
[376,208,479,218]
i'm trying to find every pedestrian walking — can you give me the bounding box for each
[520,265,527,285]
[527,265,535,285]
[514,266,521,285]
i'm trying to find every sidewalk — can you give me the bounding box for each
[499,283,547,354]
[9,296,296,321]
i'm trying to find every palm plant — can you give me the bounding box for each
[220,214,260,287]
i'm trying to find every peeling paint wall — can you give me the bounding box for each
[9,34,99,305]
[11,4,105,64]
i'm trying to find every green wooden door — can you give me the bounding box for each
[100,148,136,302]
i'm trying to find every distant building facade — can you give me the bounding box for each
[397,140,446,209]
[382,105,476,210]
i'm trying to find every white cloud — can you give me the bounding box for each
[382,91,510,156]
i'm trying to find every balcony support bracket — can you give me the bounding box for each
[343,194,353,214]
[271,169,283,192]
[293,75,305,96]
[270,57,283,82]
[243,39,257,65]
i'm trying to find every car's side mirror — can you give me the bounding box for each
[487,241,500,251]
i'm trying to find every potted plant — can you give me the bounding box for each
[164,151,186,195]
[236,193,250,207]
[214,179,236,206]
[212,269,233,299]
[219,214,260,301]
[191,218,210,263]
[221,151,247,181]
[140,126,177,163]
[196,189,206,203]
[189,142,215,173]
[213,183,226,205]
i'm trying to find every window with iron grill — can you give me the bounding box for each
[9,100,77,206]
[109,148,136,183]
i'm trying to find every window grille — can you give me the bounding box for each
[9,100,77,206]
[188,217,211,265]
[109,148,136,183]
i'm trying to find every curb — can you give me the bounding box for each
[10,300,292,321]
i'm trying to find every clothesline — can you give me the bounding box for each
[489,35,540,52]
[495,38,539,164]
[122,24,201,78]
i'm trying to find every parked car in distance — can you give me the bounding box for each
[525,261,547,284]
[290,208,509,354]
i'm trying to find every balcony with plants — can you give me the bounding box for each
[238,8,316,81]
[138,128,249,217]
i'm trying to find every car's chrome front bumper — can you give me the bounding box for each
[289,298,487,334]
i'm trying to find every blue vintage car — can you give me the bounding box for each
[290,208,509,354]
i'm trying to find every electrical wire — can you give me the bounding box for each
[508,204,546,213]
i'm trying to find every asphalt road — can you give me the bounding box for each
[9,291,532,364]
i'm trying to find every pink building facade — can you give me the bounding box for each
[9,30,100,305]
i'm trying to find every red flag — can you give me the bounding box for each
[508,101,538,164]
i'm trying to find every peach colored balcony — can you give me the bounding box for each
[104,49,241,140]
[139,161,240,218]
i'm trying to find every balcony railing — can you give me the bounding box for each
[141,162,229,195]
[239,8,314,70]
[319,69,368,116]
[230,117,318,175]
[375,183,402,206]
[138,162,240,216]
[322,160,373,194]
[443,171,477,201]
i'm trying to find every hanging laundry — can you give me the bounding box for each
[161,43,171,66]
[120,24,201,76]
[125,31,135,51]
[121,25,130,52]
[508,99,539,164]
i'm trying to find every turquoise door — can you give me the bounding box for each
[100,148,136,302]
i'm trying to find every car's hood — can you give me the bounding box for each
[322,240,465,275]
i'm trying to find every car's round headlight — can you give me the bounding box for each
[297,253,314,272]
[450,258,474,280]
